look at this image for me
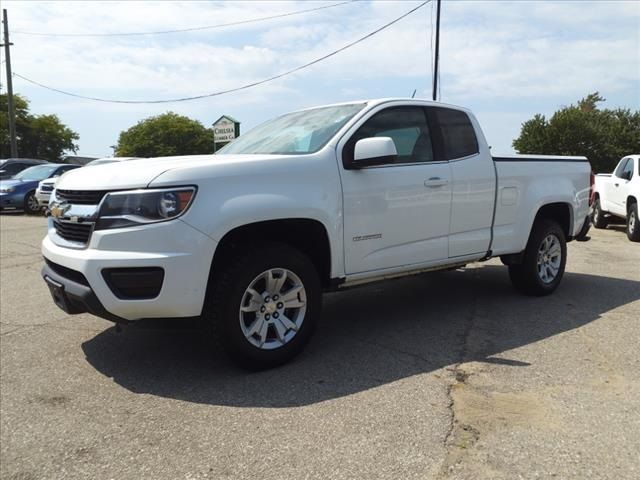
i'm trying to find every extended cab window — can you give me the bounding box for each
[343,107,434,166]
[433,108,479,160]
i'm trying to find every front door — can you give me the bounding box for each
[338,106,452,275]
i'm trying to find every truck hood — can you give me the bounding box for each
[55,154,294,191]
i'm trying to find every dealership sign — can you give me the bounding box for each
[213,115,240,144]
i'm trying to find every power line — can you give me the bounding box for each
[12,1,357,37]
[14,1,431,105]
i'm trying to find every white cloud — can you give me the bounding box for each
[2,0,638,155]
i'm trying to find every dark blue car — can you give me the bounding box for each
[0,163,81,214]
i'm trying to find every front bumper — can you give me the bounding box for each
[41,218,217,321]
[0,191,26,210]
[36,190,51,206]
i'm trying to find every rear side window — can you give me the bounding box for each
[433,108,479,160]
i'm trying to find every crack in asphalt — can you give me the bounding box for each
[438,268,480,479]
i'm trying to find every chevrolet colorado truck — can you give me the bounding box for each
[592,155,640,241]
[41,99,591,369]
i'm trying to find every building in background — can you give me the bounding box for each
[212,115,240,152]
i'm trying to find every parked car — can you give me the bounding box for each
[592,155,640,241]
[0,163,81,214]
[36,157,140,208]
[41,99,591,369]
[0,158,47,180]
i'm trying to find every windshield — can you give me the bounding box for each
[13,165,58,181]
[219,103,366,155]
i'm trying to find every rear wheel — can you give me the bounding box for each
[591,198,608,229]
[508,219,567,296]
[205,243,321,370]
[24,191,40,214]
[627,202,640,242]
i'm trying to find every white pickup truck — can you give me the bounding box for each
[592,155,640,241]
[41,99,591,368]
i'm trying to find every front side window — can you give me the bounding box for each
[219,103,365,155]
[621,158,634,179]
[343,107,434,166]
[614,158,630,178]
[433,107,479,160]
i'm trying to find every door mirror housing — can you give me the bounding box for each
[352,137,397,168]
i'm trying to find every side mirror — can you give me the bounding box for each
[352,137,397,168]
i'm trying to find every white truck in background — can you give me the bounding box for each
[41,99,592,369]
[592,155,640,241]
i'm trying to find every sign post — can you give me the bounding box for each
[212,115,240,152]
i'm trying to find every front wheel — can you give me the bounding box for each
[591,198,608,229]
[508,219,567,296]
[627,203,640,242]
[205,243,321,370]
[24,191,40,214]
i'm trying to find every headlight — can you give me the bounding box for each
[0,187,15,193]
[95,187,196,230]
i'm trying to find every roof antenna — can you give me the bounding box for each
[411,89,417,98]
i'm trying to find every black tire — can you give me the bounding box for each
[591,197,608,229]
[23,191,40,215]
[204,243,321,370]
[627,202,640,242]
[508,219,567,296]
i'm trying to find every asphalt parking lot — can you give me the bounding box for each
[1,214,639,480]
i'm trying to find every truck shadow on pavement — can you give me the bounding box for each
[81,265,640,407]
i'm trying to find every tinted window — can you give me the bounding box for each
[3,163,26,175]
[621,158,634,179]
[614,158,629,178]
[56,165,79,175]
[433,108,479,160]
[343,107,434,166]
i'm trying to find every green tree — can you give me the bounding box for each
[0,93,79,161]
[116,112,214,157]
[513,92,640,173]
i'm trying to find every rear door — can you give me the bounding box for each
[338,106,452,274]
[429,107,495,258]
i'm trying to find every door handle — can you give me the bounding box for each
[615,183,619,187]
[424,177,448,188]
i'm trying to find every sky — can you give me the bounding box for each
[1,0,639,158]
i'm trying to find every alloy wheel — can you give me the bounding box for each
[536,234,562,284]
[239,268,307,350]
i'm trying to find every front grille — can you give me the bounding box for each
[56,189,108,205]
[41,185,54,192]
[53,219,94,244]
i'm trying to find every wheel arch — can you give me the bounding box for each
[627,195,637,210]
[208,218,333,290]
[533,202,573,239]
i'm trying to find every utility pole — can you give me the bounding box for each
[2,9,18,157]
[432,0,441,102]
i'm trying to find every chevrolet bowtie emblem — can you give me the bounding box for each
[49,202,71,219]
